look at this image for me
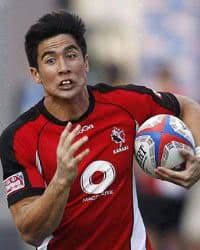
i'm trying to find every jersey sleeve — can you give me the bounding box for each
[120,84,181,125]
[92,83,181,126]
[0,125,46,207]
[135,89,181,125]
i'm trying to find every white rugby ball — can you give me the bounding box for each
[135,114,195,176]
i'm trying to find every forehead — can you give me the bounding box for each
[37,34,80,56]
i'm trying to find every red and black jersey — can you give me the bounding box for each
[0,83,180,250]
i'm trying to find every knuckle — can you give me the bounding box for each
[68,161,76,169]
[67,147,74,156]
[182,175,192,189]
[183,174,190,183]
[184,182,192,189]
[63,155,70,163]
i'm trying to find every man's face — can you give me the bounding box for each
[30,34,89,100]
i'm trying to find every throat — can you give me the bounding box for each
[44,92,89,122]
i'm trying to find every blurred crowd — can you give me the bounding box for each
[1,0,200,250]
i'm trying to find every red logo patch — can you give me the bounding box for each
[3,172,25,196]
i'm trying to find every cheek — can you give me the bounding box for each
[40,67,56,81]
[77,63,88,76]
[72,59,88,72]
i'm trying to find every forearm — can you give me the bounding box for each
[14,175,71,246]
[176,95,200,146]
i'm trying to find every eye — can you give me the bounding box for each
[46,57,56,65]
[66,52,78,59]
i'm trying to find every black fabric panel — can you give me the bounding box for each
[8,187,45,207]
[158,92,180,116]
[90,82,154,94]
[0,104,41,180]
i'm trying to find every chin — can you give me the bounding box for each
[58,89,82,100]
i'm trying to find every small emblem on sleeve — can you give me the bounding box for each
[3,172,25,196]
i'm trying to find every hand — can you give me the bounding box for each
[56,122,90,186]
[155,150,200,188]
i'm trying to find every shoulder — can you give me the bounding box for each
[0,102,43,150]
[88,82,162,107]
[89,82,152,94]
[88,82,180,121]
[89,83,154,103]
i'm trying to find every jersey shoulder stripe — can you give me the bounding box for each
[0,102,42,180]
[90,83,180,116]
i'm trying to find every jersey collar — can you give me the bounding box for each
[36,86,95,125]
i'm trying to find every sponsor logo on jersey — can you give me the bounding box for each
[3,172,25,196]
[111,127,129,154]
[80,161,116,202]
[78,124,94,134]
[83,190,113,203]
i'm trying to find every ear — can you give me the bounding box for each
[84,55,89,73]
[29,67,42,84]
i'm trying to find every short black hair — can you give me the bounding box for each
[25,10,87,68]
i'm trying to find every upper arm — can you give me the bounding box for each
[174,94,198,119]
[174,94,185,118]
[0,125,46,207]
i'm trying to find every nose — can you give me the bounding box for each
[58,57,70,74]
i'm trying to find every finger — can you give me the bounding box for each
[156,166,182,176]
[155,171,176,184]
[58,122,72,148]
[68,136,89,157]
[155,167,184,182]
[63,124,81,149]
[155,166,193,188]
[74,148,90,164]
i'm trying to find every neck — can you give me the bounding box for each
[44,88,90,122]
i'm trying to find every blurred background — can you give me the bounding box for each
[0,0,199,249]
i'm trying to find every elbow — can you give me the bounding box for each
[16,220,52,247]
[16,219,54,247]
[20,230,45,247]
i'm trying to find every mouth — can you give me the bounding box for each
[59,79,73,89]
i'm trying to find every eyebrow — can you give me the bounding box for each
[40,44,79,61]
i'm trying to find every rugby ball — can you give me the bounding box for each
[135,114,195,177]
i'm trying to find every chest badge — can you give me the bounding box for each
[111,127,129,154]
